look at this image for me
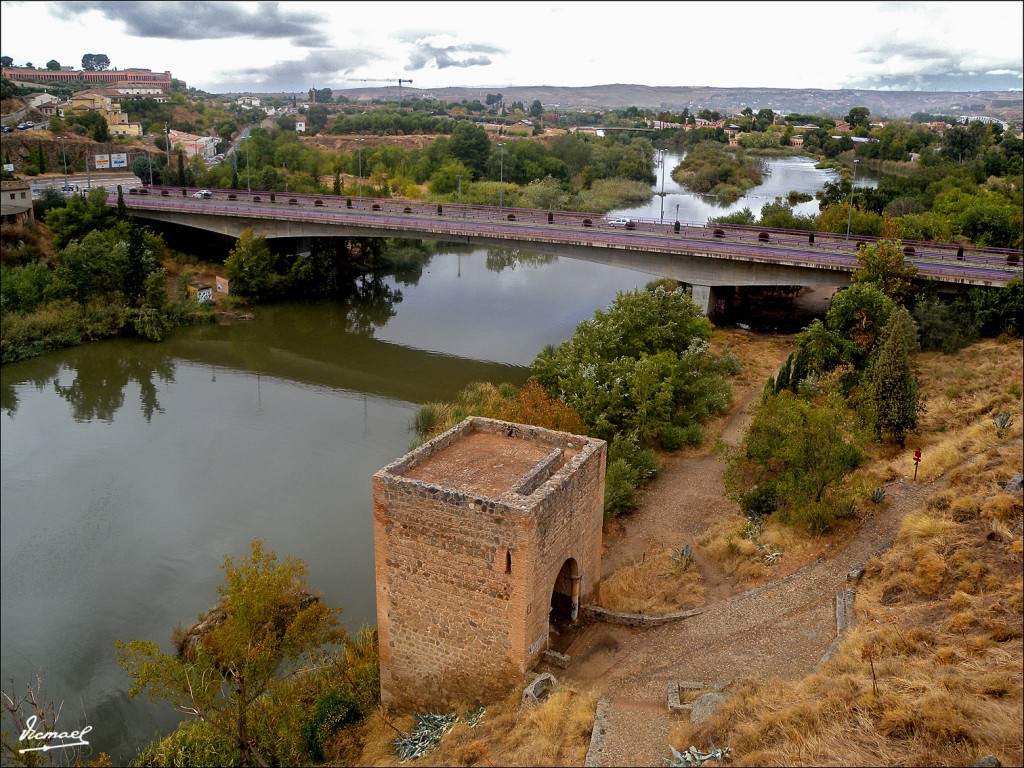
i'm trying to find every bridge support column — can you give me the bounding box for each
[689,284,717,317]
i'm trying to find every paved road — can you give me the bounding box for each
[31,174,141,197]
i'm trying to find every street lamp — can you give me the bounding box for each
[498,142,505,213]
[676,202,680,222]
[457,173,462,214]
[659,148,667,222]
[845,159,859,242]
[356,139,363,198]
[164,123,171,174]
[245,138,250,193]
[58,136,68,187]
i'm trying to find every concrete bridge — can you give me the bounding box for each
[114,187,1022,314]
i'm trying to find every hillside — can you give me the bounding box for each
[324,84,1024,120]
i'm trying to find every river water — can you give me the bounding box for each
[0,154,839,763]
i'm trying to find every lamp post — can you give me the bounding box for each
[659,148,667,222]
[498,142,505,214]
[356,139,363,198]
[457,173,462,215]
[164,123,171,173]
[58,136,68,188]
[676,202,680,222]
[245,138,250,193]
[845,158,859,242]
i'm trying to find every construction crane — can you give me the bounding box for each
[344,77,413,108]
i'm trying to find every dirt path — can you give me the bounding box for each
[571,476,938,767]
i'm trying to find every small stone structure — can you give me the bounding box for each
[372,417,606,710]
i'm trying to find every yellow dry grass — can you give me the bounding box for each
[597,548,706,614]
[354,686,598,767]
[667,338,1024,767]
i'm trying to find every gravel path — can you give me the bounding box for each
[570,478,937,767]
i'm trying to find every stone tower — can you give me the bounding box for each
[371,417,606,710]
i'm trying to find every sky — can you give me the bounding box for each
[1,1,1022,95]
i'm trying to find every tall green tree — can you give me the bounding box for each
[863,307,921,446]
[448,121,491,179]
[117,540,344,768]
[851,239,918,304]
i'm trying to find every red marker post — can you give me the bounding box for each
[913,448,921,480]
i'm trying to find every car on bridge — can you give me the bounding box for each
[192,189,213,199]
[606,217,634,228]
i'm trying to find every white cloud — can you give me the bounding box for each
[1,0,1020,93]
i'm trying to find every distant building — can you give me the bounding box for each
[167,129,218,159]
[1,180,34,225]
[294,120,306,132]
[1,66,176,91]
[64,90,142,136]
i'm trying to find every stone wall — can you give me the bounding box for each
[372,417,605,711]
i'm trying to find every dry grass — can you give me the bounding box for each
[667,338,1024,767]
[354,685,598,766]
[597,548,706,614]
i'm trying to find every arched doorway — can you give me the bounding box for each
[549,558,581,653]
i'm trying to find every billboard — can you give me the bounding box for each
[94,154,110,170]
[111,153,128,168]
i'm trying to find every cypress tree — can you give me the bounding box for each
[864,307,920,446]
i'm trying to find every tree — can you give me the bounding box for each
[529,99,543,118]
[825,283,897,355]
[531,287,733,448]
[863,308,921,446]
[117,540,344,768]
[448,121,491,179]
[45,59,61,70]
[726,387,863,533]
[846,106,871,129]
[851,239,918,304]
[81,53,110,71]
[225,229,277,298]
[0,56,12,68]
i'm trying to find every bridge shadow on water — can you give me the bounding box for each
[716,285,837,334]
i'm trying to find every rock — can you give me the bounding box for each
[522,672,557,706]
[974,756,1001,767]
[689,691,731,724]
[1004,474,1023,494]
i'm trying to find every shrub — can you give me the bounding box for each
[303,692,364,761]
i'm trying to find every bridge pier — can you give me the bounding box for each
[689,284,718,317]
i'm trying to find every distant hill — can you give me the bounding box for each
[322,84,1023,121]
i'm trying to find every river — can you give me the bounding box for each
[0,154,839,763]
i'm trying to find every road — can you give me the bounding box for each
[30,174,141,198]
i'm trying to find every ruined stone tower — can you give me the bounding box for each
[372,417,606,710]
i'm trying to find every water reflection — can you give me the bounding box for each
[485,248,557,273]
[53,354,176,423]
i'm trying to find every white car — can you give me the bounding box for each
[607,217,633,227]
[193,190,213,199]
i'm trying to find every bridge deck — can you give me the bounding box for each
[110,187,1023,289]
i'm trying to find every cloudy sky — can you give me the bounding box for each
[1,1,1021,94]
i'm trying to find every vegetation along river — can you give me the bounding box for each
[0,154,838,762]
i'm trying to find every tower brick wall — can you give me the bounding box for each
[372,417,605,711]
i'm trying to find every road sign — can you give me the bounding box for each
[913,449,921,463]
[94,154,110,169]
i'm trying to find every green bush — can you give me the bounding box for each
[603,432,659,519]
[303,692,364,761]
[133,719,240,767]
[531,287,733,449]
